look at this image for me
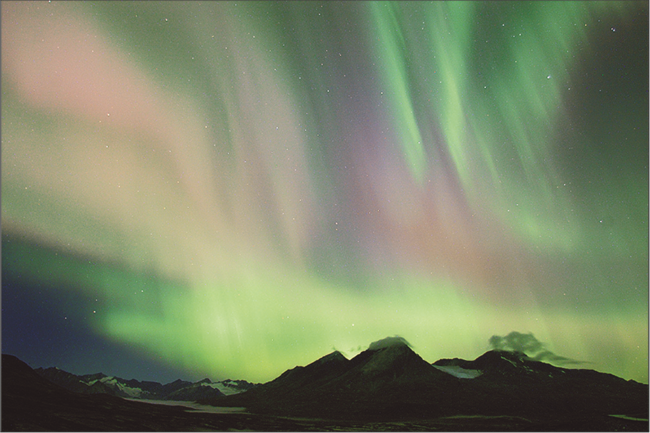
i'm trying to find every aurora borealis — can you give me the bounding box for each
[2,1,648,384]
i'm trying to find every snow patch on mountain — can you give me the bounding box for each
[433,365,483,379]
[83,376,145,397]
[200,379,250,395]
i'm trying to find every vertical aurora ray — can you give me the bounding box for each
[426,1,476,187]
[369,2,427,183]
[2,1,647,384]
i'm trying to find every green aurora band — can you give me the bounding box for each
[2,1,647,383]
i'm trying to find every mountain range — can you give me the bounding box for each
[200,336,648,426]
[3,336,648,431]
[33,365,256,401]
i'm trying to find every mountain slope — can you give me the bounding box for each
[215,349,351,409]
[34,365,255,401]
[431,349,650,419]
[207,337,460,420]
[163,380,226,401]
[337,339,449,386]
[206,339,649,424]
[2,354,316,431]
[33,367,117,395]
[2,354,189,431]
[264,350,351,391]
[4,352,647,431]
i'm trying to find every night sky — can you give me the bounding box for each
[2,1,648,385]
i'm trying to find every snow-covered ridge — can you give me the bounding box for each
[79,375,253,398]
[83,376,145,397]
[200,379,251,395]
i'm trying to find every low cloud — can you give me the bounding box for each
[489,331,587,366]
[368,335,411,351]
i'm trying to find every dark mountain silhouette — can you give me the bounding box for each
[2,354,329,431]
[336,338,449,387]
[203,338,476,419]
[34,365,252,401]
[2,354,194,431]
[3,338,649,431]
[432,349,649,412]
[31,367,115,395]
[165,377,258,400]
[164,380,226,401]
[427,349,650,424]
[264,350,351,391]
[201,337,648,428]
[161,378,195,395]
[435,349,566,378]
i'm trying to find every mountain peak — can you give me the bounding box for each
[367,336,411,351]
[344,338,451,387]
[473,350,531,368]
[359,342,418,369]
[315,350,348,365]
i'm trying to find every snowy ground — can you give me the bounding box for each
[125,398,247,414]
